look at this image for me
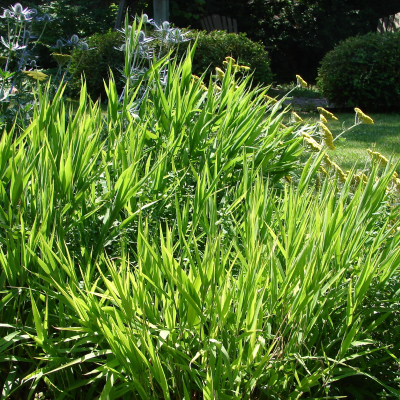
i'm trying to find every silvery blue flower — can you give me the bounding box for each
[80,42,89,51]
[70,35,79,45]
[12,3,23,15]
[0,9,11,18]
[142,14,148,24]
[162,21,170,30]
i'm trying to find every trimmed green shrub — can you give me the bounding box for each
[70,30,124,100]
[317,32,400,110]
[183,30,274,87]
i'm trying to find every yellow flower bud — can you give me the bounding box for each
[264,95,278,104]
[317,107,338,121]
[367,149,388,167]
[319,114,328,124]
[292,112,303,123]
[215,67,225,81]
[296,74,307,88]
[355,108,374,124]
[319,122,335,150]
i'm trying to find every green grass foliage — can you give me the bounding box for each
[318,31,400,110]
[0,35,400,399]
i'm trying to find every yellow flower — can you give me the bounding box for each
[317,107,338,121]
[319,114,328,124]
[264,94,277,104]
[240,65,251,72]
[213,83,221,92]
[215,67,225,81]
[367,149,388,167]
[200,84,208,92]
[355,108,374,124]
[351,172,368,186]
[392,177,400,193]
[222,60,228,67]
[52,53,72,66]
[296,74,307,88]
[302,133,322,152]
[225,56,236,63]
[23,70,48,81]
[319,122,335,150]
[323,155,347,182]
[191,74,200,82]
[292,112,303,123]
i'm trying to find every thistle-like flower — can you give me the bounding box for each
[317,107,338,121]
[319,122,335,150]
[354,108,374,124]
[215,67,225,81]
[296,74,307,88]
[70,34,79,45]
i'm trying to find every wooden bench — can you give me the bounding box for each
[200,14,238,34]
[378,13,400,33]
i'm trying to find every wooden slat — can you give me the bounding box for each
[200,18,207,31]
[232,18,238,33]
[207,16,214,31]
[227,17,233,33]
[212,14,223,30]
[221,15,228,31]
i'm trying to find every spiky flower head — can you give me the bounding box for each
[23,70,48,81]
[56,39,63,48]
[80,42,89,51]
[296,74,307,88]
[70,34,79,45]
[142,13,148,24]
[138,31,146,43]
[2,9,11,18]
[292,111,303,123]
[30,59,36,67]
[43,14,50,22]
[215,67,225,81]
[319,114,327,123]
[317,107,338,121]
[13,3,23,15]
[162,21,170,30]
[319,122,335,150]
[355,108,374,124]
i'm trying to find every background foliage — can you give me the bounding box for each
[317,31,400,110]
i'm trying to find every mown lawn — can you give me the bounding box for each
[299,112,400,172]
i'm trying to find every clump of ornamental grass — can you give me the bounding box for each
[0,25,400,400]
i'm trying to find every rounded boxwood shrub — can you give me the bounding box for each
[178,30,274,87]
[317,32,400,110]
[69,30,124,100]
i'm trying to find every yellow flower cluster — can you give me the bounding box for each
[23,70,48,81]
[319,122,335,150]
[213,84,222,92]
[292,112,303,123]
[317,107,338,121]
[52,53,72,66]
[355,108,374,124]
[351,172,368,186]
[367,149,388,167]
[215,67,225,81]
[302,133,322,152]
[222,56,251,73]
[296,74,307,88]
[319,114,328,124]
[324,155,347,182]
